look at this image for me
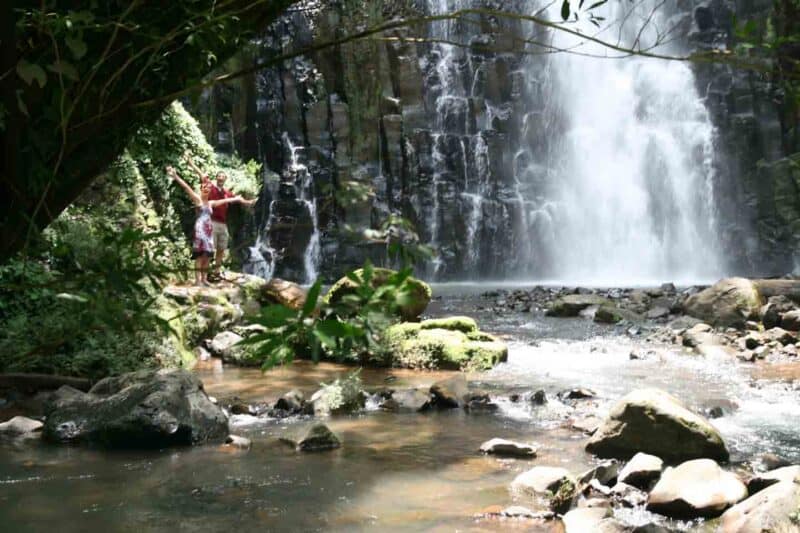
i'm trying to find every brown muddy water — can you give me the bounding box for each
[1,284,799,532]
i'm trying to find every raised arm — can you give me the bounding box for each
[208,195,245,208]
[167,166,201,204]
[183,152,209,183]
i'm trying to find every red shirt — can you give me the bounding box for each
[209,184,234,223]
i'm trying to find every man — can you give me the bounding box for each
[184,154,256,280]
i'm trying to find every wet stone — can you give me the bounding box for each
[479,438,538,458]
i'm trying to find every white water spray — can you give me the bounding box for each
[527,0,723,284]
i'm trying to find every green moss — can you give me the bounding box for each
[383,317,507,371]
[421,316,477,333]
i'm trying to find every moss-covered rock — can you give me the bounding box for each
[323,267,432,320]
[594,305,643,324]
[383,316,507,370]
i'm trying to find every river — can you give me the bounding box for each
[1,285,798,531]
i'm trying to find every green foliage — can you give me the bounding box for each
[244,261,422,369]
[214,153,261,200]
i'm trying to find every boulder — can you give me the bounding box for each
[746,465,800,494]
[719,476,800,532]
[780,309,800,331]
[204,331,254,365]
[274,389,307,414]
[224,434,251,450]
[383,319,507,370]
[0,416,43,436]
[618,452,663,489]
[261,278,307,310]
[562,508,613,532]
[683,278,762,328]
[310,374,365,416]
[511,466,576,497]
[578,460,619,486]
[479,438,537,458]
[763,327,796,346]
[646,459,747,519]
[282,423,341,452]
[546,294,611,317]
[594,305,642,324]
[682,323,714,348]
[43,370,228,447]
[323,267,431,320]
[430,374,468,408]
[646,306,671,320]
[585,388,728,462]
[379,388,430,412]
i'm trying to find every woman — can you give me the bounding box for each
[166,166,245,286]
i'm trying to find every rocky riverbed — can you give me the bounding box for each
[1,279,799,531]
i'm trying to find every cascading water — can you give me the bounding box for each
[283,132,321,284]
[525,0,724,284]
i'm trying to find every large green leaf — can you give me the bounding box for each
[303,280,322,317]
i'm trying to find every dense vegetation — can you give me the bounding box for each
[0,103,259,378]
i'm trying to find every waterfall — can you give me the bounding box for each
[524,0,724,284]
[283,132,321,284]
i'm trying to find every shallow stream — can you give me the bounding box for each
[1,285,799,531]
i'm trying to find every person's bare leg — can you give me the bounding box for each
[200,256,210,285]
[194,257,203,285]
[214,249,224,275]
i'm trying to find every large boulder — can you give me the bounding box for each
[43,369,228,447]
[683,278,762,328]
[383,318,507,370]
[546,294,611,317]
[323,267,431,320]
[585,388,728,462]
[719,473,800,532]
[646,459,747,519]
[260,278,307,310]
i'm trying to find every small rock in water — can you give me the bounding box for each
[529,389,547,405]
[464,392,498,412]
[479,438,537,458]
[562,507,612,532]
[759,452,792,471]
[578,460,619,486]
[611,482,648,508]
[380,388,430,412]
[274,389,306,414]
[559,388,596,400]
[229,402,255,416]
[570,416,601,435]
[282,423,341,452]
[618,452,663,489]
[707,406,725,419]
[509,393,521,402]
[511,466,576,497]
[0,416,43,436]
[224,434,251,450]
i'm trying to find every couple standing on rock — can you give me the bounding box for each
[166,154,256,287]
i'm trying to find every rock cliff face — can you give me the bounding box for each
[690,0,800,275]
[195,0,799,281]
